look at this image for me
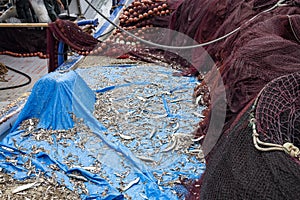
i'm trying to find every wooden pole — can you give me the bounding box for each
[0,23,49,28]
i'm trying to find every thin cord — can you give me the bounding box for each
[0,65,32,90]
[83,0,288,50]
[249,73,300,159]
[287,15,300,43]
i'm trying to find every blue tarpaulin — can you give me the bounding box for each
[0,64,205,199]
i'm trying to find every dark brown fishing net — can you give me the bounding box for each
[184,72,300,199]
[47,19,99,71]
[163,0,300,199]
[255,72,300,147]
[192,4,300,137]
[185,100,300,199]
[0,27,47,57]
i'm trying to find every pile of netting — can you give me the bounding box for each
[46,0,186,71]
[0,0,68,58]
[162,0,300,199]
[47,19,99,71]
[186,72,300,199]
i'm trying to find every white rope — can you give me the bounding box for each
[287,14,300,43]
[249,77,300,159]
[84,0,289,49]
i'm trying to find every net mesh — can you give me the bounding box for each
[256,72,300,147]
[48,19,98,52]
[193,7,300,138]
[170,0,300,199]
[0,28,48,58]
[47,19,99,71]
[185,105,300,199]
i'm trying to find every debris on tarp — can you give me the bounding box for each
[0,65,206,199]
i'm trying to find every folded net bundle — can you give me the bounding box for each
[165,0,300,199]
[186,72,300,200]
[47,19,99,71]
[253,72,300,156]
[46,0,181,71]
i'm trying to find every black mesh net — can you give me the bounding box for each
[185,98,300,199]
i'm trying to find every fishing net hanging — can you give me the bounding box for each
[47,19,99,71]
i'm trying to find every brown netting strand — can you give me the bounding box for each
[47,19,99,71]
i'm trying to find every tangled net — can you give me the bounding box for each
[169,0,300,199]
[47,0,181,71]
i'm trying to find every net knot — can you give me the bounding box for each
[283,143,300,159]
[249,117,256,126]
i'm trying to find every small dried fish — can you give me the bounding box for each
[136,155,156,163]
[161,139,177,153]
[21,131,31,137]
[195,95,202,105]
[1,146,14,152]
[145,94,155,99]
[12,182,38,194]
[192,112,205,118]
[67,174,88,182]
[157,73,169,78]
[140,193,149,199]
[137,96,147,102]
[113,173,123,178]
[149,128,157,139]
[173,89,189,94]
[29,119,34,126]
[189,149,202,153]
[121,177,140,192]
[119,133,134,140]
[152,114,168,119]
[191,135,205,142]
[173,122,179,133]
[82,166,97,171]
[170,98,185,103]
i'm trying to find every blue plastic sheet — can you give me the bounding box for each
[0,65,205,199]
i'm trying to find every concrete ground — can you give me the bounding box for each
[0,55,48,111]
